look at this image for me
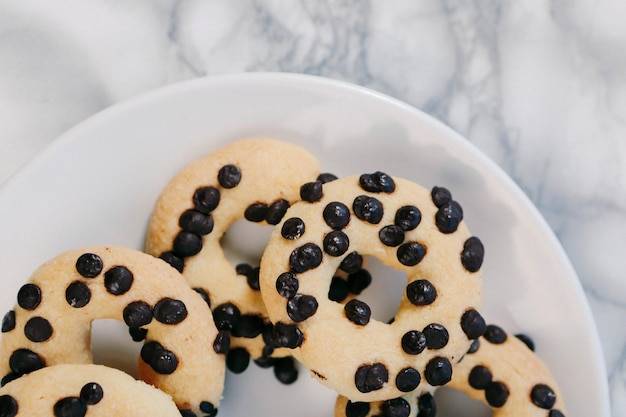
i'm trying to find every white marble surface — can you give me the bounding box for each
[0,1,623,415]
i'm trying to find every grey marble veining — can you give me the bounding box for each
[0,1,624,414]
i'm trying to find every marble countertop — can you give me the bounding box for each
[0,1,623,415]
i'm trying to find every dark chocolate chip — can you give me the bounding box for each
[266,199,290,225]
[417,392,436,417]
[353,195,384,224]
[359,172,395,193]
[339,252,363,273]
[0,373,19,387]
[485,381,509,407]
[328,276,349,302]
[9,348,44,374]
[549,410,566,417]
[401,330,427,355]
[159,251,184,272]
[423,323,449,349]
[531,384,557,409]
[245,266,261,291]
[173,231,203,257]
[272,322,304,348]
[484,324,507,344]
[65,282,91,308]
[218,164,241,188]
[193,287,211,307]
[244,202,268,223]
[317,173,338,184]
[286,294,318,322]
[323,230,350,257]
[179,209,214,235]
[461,236,484,272]
[226,347,250,374]
[323,202,351,229]
[103,266,133,295]
[467,338,480,354]
[17,283,41,310]
[515,333,535,351]
[200,401,217,417]
[213,331,231,354]
[406,279,437,306]
[396,242,426,266]
[345,401,370,417]
[2,311,15,333]
[394,205,421,231]
[435,200,464,234]
[140,341,178,374]
[232,314,264,338]
[212,302,241,331]
[395,367,421,392]
[379,225,405,247]
[424,357,452,386]
[235,263,253,276]
[289,243,323,273]
[24,317,53,342]
[193,186,220,214]
[273,356,298,384]
[281,217,305,240]
[123,301,153,328]
[431,186,452,208]
[128,327,147,342]
[347,269,372,295]
[381,397,411,417]
[79,382,103,405]
[179,410,196,417]
[460,309,486,340]
[75,253,103,278]
[276,272,299,299]
[468,365,492,389]
[0,394,18,417]
[53,397,86,417]
[354,363,388,393]
[300,181,323,202]
[344,299,371,326]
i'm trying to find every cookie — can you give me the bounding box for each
[0,363,180,416]
[145,137,321,374]
[0,245,225,416]
[259,173,485,401]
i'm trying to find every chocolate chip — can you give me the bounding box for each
[395,367,421,392]
[53,397,86,417]
[75,253,103,278]
[468,365,492,389]
[347,269,372,295]
[281,217,305,240]
[123,301,153,328]
[424,357,452,386]
[431,186,452,208]
[435,200,464,234]
[289,243,323,273]
[339,252,363,273]
[328,276,349,302]
[24,317,53,342]
[213,302,241,331]
[484,324,507,344]
[159,251,184,272]
[354,363,388,393]
[0,394,18,417]
[353,195,384,224]
[2,311,15,333]
[395,205,421,231]
[273,356,298,384]
[244,202,268,222]
[323,202,351,229]
[193,186,220,213]
[9,348,44,374]
[401,330,427,355]
[406,279,437,306]
[193,287,211,307]
[379,225,405,247]
[272,322,304,348]
[179,410,196,417]
[0,373,19,387]
[460,309,486,339]
[467,338,480,354]
[300,181,323,202]
[128,327,147,342]
[65,282,91,308]
[286,294,318,322]
[212,331,230,354]
[218,164,241,188]
[359,172,395,193]
[232,314,264,338]
[140,341,178,374]
[382,397,410,417]
[266,199,290,225]
[317,172,338,184]
[103,266,133,295]
[417,392,436,417]
[345,401,370,417]
[344,299,371,326]
[549,410,566,417]
[515,333,535,351]
[245,266,261,291]
[397,242,426,266]
[276,272,299,299]
[531,384,557,409]
[80,382,103,405]
[17,283,41,310]
[173,231,203,257]
[423,323,449,349]
[461,236,484,272]
[226,347,250,374]
[486,381,509,407]
[323,231,349,257]
[179,209,214,235]
[200,401,218,417]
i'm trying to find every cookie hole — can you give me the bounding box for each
[221,219,274,266]
[435,386,492,417]
[91,319,141,377]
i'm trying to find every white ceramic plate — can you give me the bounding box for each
[0,73,609,416]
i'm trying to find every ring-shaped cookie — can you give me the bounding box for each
[260,173,485,401]
[0,364,180,417]
[145,138,320,373]
[0,245,225,416]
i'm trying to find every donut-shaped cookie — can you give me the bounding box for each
[0,364,180,416]
[259,173,485,401]
[145,138,320,375]
[0,245,225,416]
